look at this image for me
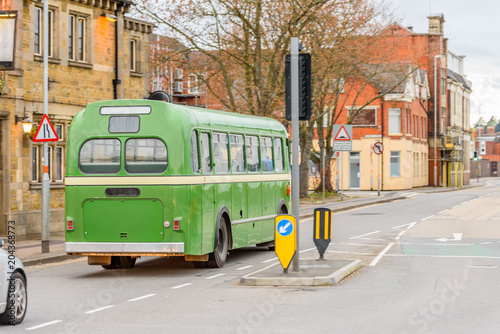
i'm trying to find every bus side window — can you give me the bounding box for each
[191,131,200,174]
[213,132,229,173]
[246,135,260,173]
[261,136,273,172]
[274,138,284,173]
[230,134,245,173]
[200,132,212,173]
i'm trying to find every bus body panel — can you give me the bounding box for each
[65,100,291,262]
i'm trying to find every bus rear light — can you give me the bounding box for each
[173,219,180,230]
[67,219,74,230]
[286,185,291,196]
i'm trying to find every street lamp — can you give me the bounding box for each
[434,55,441,187]
[15,114,34,134]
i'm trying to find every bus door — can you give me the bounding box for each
[200,132,215,252]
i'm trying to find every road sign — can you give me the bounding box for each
[275,215,297,271]
[333,125,352,151]
[313,208,332,259]
[373,142,383,155]
[33,114,59,142]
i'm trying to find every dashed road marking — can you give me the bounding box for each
[299,247,316,253]
[421,215,434,221]
[85,305,115,314]
[261,258,278,263]
[206,273,226,279]
[26,320,63,331]
[236,265,254,271]
[439,210,448,214]
[171,283,192,289]
[350,230,381,240]
[128,294,156,302]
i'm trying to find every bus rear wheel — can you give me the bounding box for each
[101,256,136,269]
[207,216,228,268]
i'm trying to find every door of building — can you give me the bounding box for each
[349,152,360,189]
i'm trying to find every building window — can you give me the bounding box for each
[34,8,54,57]
[69,14,86,61]
[188,74,198,95]
[480,141,486,155]
[388,108,401,134]
[130,40,137,71]
[390,151,400,177]
[56,147,64,181]
[32,146,38,182]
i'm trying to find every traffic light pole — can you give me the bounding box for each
[290,37,300,272]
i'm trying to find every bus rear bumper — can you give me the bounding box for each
[65,242,185,255]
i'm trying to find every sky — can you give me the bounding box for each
[392,0,499,126]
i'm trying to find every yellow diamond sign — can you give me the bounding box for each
[275,215,296,270]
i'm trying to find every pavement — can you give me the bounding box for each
[8,178,490,273]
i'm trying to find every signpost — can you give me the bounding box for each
[333,125,352,201]
[33,115,59,253]
[373,142,383,196]
[275,215,297,273]
[313,208,332,260]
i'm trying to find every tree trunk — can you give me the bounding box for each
[299,121,315,198]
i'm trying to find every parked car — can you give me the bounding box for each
[0,237,27,325]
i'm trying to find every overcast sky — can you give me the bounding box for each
[392,0,499,125]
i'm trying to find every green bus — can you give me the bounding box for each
[65,99,291,269]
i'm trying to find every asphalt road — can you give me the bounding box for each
[4,179,500,333]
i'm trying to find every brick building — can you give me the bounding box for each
[329,15,471,190]
[473,124,500,177]
[332,65,430,190]
[0,0,153,239]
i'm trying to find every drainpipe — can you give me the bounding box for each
[113,4,122,99]
[380,97,384,191]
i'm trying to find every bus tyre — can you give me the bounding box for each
[101,256,136,269]
[207,217,228,268]
[0,272,28,325]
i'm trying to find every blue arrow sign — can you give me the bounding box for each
[276,219,294,236]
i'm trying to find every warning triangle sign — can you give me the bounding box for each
[334,126,351,141]
[33,115,59,142]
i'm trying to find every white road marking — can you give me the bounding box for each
[407,222,417,229]
[206,273,226,279]
[438,210,448,214]
[26,320,63,331]
[480,242,494,245]
[261,258,279,263]
[400,242,474,246]
[327,250,350,254]
[461,202,468,205]
[299,247,316,253]
[421,215,435,221]
[369,243,395,266]
[85,305,115,314]
[236,265,254,271]
[386,254,500,260]
[350,230,381,240]
[468,265,497,269]
[171,283,192,289]
[342,243,381,247]
[453,233,462,241]
[397,231,406,237]
[128,294,156,302]
[392,223,412,229]
[452,205,459,209]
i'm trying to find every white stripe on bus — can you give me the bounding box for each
[65,174,291,186]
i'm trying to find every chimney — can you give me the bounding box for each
[428,14,445,34]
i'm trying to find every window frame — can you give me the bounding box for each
[78,138,122,175]
[69,13,87,62]
[34,7,54,57]
[388,108,401,134]
[230,134,245,174]
[124,138,168,175]
[390,151,400,177]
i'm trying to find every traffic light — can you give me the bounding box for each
[473,151,478,161]
[285,53,311,121]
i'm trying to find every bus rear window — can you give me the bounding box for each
[79,139,121,174]
[125,138,168,174]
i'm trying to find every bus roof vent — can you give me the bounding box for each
[148,91,172,103]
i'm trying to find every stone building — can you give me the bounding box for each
[0,0,153,239]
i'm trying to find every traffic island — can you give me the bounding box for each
[239,258,363,286]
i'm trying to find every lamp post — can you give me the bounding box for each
[433,55,441,187]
